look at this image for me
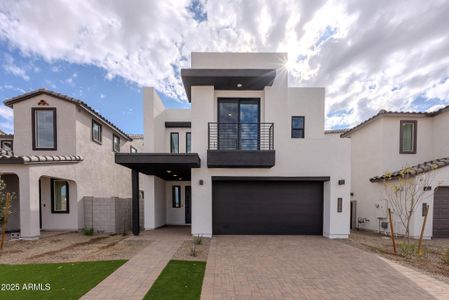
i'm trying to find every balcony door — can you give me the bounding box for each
[218,98,260,150]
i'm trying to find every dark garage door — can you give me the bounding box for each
[212,180,323,235]
[433,187,449,238]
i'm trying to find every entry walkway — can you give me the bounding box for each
[81,227,188,300]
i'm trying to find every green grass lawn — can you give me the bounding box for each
[144,260,206,300]
[0,260,126,300]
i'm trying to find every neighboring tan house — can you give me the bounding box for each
[0,89,143,239]
[116,52,351,238]
[342,108,449,239]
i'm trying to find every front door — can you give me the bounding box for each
[185,186,191,224]
[217,98,260,150]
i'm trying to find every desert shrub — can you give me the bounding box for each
[190,244,197,257]
[441,249,449,265]
[193,235,202,245]
[399,242,416,259]
[81,227,94,236]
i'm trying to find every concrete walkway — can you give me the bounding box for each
[202,236,449,299]
[81,227,188,300]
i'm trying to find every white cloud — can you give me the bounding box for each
[0,106,13,120]
[2,54,29,80]
[0,0,448,128]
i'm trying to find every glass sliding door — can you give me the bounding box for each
[217,98,260,150]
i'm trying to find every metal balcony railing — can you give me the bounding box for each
[208,122,274,151]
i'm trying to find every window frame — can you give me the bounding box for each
[51,179,70,214]
[113,134,120,153]
[291,116,305,139]
[32,107,57,150]
[1,140,13,152]
[186,132,191,153]
[130,145,138,153]
[172,185,181,208]
[170,132,179,153]
[399,120,417,154]
[91,119,103,144]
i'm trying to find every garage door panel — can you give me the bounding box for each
[433,187,449,238]
[213,180,323,235]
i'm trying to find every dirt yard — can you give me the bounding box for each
[172,238,211,262]
[0,231,151,264]
[344,230,449,282]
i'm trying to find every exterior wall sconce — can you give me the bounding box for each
[338,179,345,185]
[350,192,354,197]
[199,179,204,185]
[423,186,432,191]
[337,198,343,213]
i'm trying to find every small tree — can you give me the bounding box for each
[382,166,435,243]
[0,176,13,250]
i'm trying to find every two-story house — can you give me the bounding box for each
[116,52,351,238]
[342,108,449,239]
[0,89,143,239]
[0,130,14,152]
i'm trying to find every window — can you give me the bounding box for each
[186,132,191,153]
[92,120,102,144]
[291,116,305,138]
[400,120,417,154]
[32,108,56,150]
[170,132,179,153]
[172,185,181,208]
[113,134,120,152]
[337,198,343,213]
[1,140,13,152]
[51,179,69,213]
[130,146,138,153]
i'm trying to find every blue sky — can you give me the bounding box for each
[0,0,448,134]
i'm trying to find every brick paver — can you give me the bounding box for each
[81,227,188,300]
[202,236,449,299]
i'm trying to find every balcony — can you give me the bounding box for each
[207,122,275,168]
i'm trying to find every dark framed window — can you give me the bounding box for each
[1,140,13,152]
[92,120,102,144]
[172,185,181,208]
[170,132,179,153]
[32,107,57,150]
[291,116,305,138]
[400,120,417,154]
[130,145,138,153]
[337,198,343,213]
[51,179,69,213]
[113,134,120,152]
[186,132,191,153]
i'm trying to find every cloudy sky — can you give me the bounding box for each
[0,0,448,134]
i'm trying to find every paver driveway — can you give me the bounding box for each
[202,236,449,299]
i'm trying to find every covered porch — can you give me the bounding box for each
[115,153,201,235]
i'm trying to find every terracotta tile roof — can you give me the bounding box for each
[370,157,449,182]
[3,88,132,141]
[341,105,449,138]
[325,129,348,134]
[0,148,83,165]
[128,134,144,139]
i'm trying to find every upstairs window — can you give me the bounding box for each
[170,132,179,153]
[186,132,192,153]
[172,185,181,208]
[1,140,13,152]
[92,120,102,144]
[130,146,138,153]
[291,116,305,138]
[33,108,57,150]
[51,179,69,213]
[400,120,417,154]
[113,134,120,152]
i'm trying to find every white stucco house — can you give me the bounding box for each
[116,52,351,238]
[0,89,143,239]
[343,108,449,239]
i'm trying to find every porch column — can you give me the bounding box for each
[132,169,140,235]
[19,171,40,239]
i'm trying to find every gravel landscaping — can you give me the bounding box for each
[0,231,150,264]
[343,230,449,283]
[172,238,210,262]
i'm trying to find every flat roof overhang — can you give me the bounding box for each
[115,153,201,181]
[181,68,276,101]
